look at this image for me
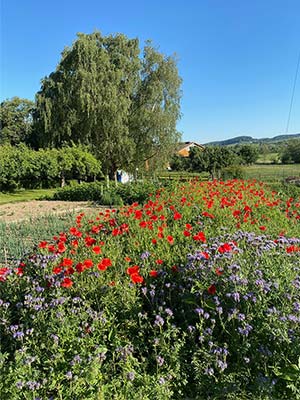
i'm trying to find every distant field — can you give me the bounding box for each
[243,163,300,181]
[256,152,280,164]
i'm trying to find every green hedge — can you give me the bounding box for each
[50,181,173,206]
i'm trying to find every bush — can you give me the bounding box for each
[221,165,245,180]
[51,181,169,205]
[52,182,104,201]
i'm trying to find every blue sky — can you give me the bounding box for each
[1,0,299,143]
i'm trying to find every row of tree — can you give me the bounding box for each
[0,144,101,191]
[1,31,182,179]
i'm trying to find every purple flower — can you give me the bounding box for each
[154,315,164,327]
[165,308,173,317]
[238,324,253,336]
[216,360,227,372]
[141,251,151,260]
[65,371,72,379]
[126,371,135,381]
[156,355,164,366]
[204,367,214,376]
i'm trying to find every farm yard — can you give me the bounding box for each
[0,178,300,399]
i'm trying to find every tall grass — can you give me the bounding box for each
[0,212,81,265]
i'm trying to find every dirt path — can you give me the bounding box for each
[0,201,96,223]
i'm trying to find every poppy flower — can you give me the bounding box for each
[173,211,182,220]
[53,266,62,274]
[61,277,73,288]
[149,270,158,277]
[92,246,102,254]
[193,232,206,242]
[167,235,174,244]
[130,273,144,284]
[126,265,140,275]
[208,284,216,295]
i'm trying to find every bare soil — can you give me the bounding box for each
[0,201,96,224]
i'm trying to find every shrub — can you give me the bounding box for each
[221,165,245,180]
[52,182,104,201]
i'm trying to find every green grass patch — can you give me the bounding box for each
[243,163,300,182]
[0,188,57,205]
[0,211,82,264]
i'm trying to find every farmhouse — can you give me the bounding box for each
[177,141,205,157]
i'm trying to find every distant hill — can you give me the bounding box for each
[205,133,300,146]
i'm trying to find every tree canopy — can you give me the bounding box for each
[0,97,35,145]
[34,31,182,177]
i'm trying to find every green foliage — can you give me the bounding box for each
[281,140,300,164]
[0,144,102,191]
[0,144,20,191]
[50,180,167,205]
[33,31,182,177]
[52,182,104,201]
[1,180,300,398]
[169,154,190,171]
[221,165,245,180]
[235,144,259,165]
[189,146,240,178]
[0,97,35,145]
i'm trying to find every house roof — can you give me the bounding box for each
[177,141,205,151]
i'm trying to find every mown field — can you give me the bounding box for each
[243,164,300,181]
[0,179,299,399]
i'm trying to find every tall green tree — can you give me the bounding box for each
[0,97,35,145]
[281,139,300,164]
[189,146,240,178]
[34,32,182,177]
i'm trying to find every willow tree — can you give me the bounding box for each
[34,31,182,177]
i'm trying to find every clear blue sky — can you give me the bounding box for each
[1,0,299,143]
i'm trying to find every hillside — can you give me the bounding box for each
[205,133,300,146]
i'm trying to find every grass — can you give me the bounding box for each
[243,163,300,181]
[0,188,57,205]
[0,211,82,265]
[256,152,280,164]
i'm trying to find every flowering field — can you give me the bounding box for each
[1,179,300,399]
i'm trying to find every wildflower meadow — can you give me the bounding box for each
[1,179,300,399]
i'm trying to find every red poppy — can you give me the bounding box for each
[61,277,73,288]
[76,263,85,273]
[15,267,24,276]
[126,265,140,275]
[92,246,102,254]
[149,270,158,277]
[38,241,48,248]
[173,211,182,220]
[57,242,66,253]
[130,273,144,284]
[193,232,206,242]
[61,258,73,267]
[83,259,93,268]
[167,235,174,244]
[208,284,216,295]
[64,267,75,275]
[53,266,62,274]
